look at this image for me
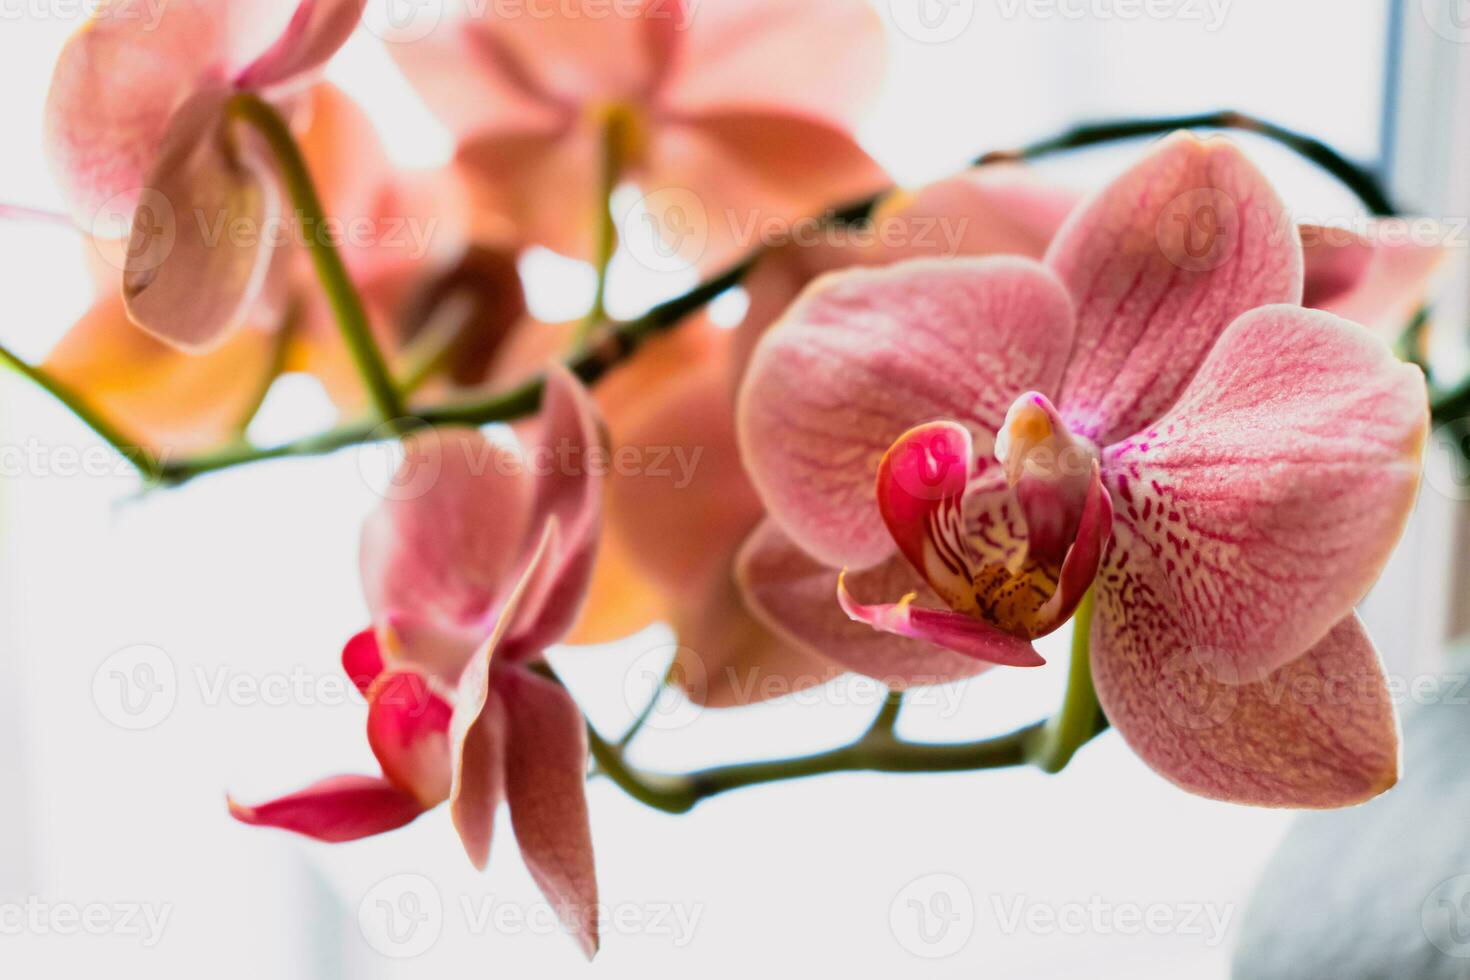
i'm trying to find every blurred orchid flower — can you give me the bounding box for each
[390,0,889,268]
[738,134,1428,806]
[44,0,366,351]
[231,369,605,956]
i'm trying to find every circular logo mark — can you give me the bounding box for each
[358,873,443,959]
[619,187,708,274]
[1422,0,1470,43]
[1156,644,1240,732]
[622,643,705,733]
[888,0,975,44]
[90,187,176,275]
[363,0,445,44]
[1423,874,1470,958]
[93,644,178,731]
[1424,422,1470,502]
[889,873,975,959]
[357,421,443,502]
[1156,187,1240,273]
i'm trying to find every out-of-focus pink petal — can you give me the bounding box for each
[366,671,455,807]
[1103,305,1427,684]
[661,0,885,127]
[361,427,537,679]
[738,257,1075,570]
[228,774,427,842]
[1092,522,1399,807]
[498,666,599,959]
[456,125,599,259]
[837,573,1044,667]
[342,627,385,694]
[503,369,607,658]
[644,109,889,271]
[737,519,995,687]
[1301,222,1447,340]
[235,0,365,91]
[123,88,280,351]
[1046,132,1303,444]
[449,524,554,870]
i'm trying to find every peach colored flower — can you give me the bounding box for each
[390,0,889,268]
[738,135,1427,806]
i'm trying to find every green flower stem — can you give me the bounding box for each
[227,93,405,423]
[575,113,627,349]
[1024,590,1101,774]
[147,108,1406,484]
[0,341,162,481]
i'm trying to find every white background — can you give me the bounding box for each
[0,1,1449,977]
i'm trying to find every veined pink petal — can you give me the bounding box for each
[498,666,600,959]
[874,420,976,610]
[644,109,889,271]
[1045,132,1304,445]
[738,257,1075,570]
[123,87,280,352]
[360,427,537,679]
[837,573,1044,667]
[660,0,885,128]
[737,519,996,687]
[228,774,427,842]
[1102,304,1427,684]
[1032,462,1113,632]
[1301,222,1447,340]
[235,0,366,92]
[1092,521,1399,807]
[342,627,385,694]
[503,369,607,658]
[449,524,556,871]
[366,671,455,807]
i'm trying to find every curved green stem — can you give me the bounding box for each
[575,113,626,348]
[1024,590,1100,774]
[228,93,404,423]
[0,341,161,480]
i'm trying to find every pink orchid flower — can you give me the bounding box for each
[737,133,1428,807]
[231,369,606,956]
[389,0,889,267]
[44,0,366,351]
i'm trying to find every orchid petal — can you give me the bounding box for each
[366,671,455,807]
[43,293,278,452]
[837,573,1044,667]
[361,427,537,679]
[738,257,1076,570]
[456,125,601,260]
[499,666,600,959]
[235,0,366,92]
[341,627,385,694]
[449,524,556,870]
[1103,304,1427,684]
[737,519,996,687]
[1046,132,1304,444]
[228,774,427,842]
[645,109,889,271]
[1301,221,1447,340]
[661,0,885,127]
[502,368,607,657]
[123,88,280,352]
[1092,522,1399,807]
